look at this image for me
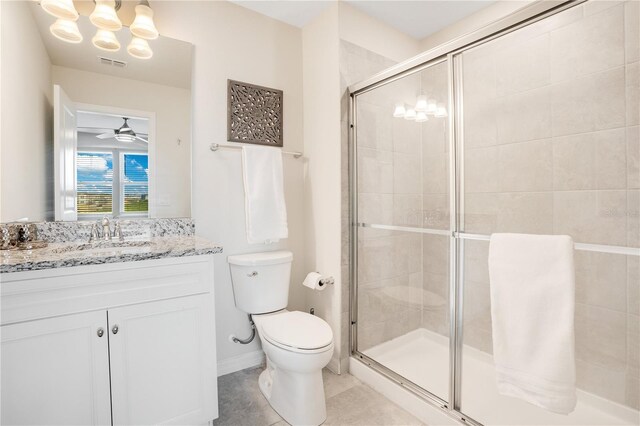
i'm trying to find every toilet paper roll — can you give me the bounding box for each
[303,272,326,291]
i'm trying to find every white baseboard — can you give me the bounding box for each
[217,350,265,377]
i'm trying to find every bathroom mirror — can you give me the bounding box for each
[0,1,193,222]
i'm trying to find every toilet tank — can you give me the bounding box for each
[227,251,293,314]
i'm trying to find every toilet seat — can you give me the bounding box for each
[259,311,333,353]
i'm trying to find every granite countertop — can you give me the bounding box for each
[0,235,223,274]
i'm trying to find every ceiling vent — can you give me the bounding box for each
[98,56,127,68]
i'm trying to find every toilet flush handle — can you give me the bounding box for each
[247,271,258,277]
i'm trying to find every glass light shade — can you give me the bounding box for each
[426,99,437,115]
[50,19,83,44]
[115,134,136,142]
[435,103,448,118]
[92,29,120,51]
[393,103,406,118]
[404,108,416,121]
[41,0,79,20]
[415,95,428,112]
[415,111,429,122]
[127,37,153,59]
[130,4,159,40]
[90,0,122,31]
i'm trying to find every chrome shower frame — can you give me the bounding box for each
[347,1,591,425]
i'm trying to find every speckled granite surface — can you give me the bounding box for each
[0,235,223,273]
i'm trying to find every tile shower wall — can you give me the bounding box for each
[461,1,639,409]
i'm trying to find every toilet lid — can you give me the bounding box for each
[261,311,333,350]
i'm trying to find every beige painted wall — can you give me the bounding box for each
[51,66,192,218]
[0,1,52,222]
[150,0,307,367]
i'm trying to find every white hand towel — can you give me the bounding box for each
[488,233,576,415]
[241,146,288,244]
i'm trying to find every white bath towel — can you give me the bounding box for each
[488,233,576,415]
[241,146,288,244]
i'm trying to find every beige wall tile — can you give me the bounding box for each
[392,119,421,155]
[393,194,423,227]
[423,150,448,194]
[497,192,554,234]
[422,234,449,277]
[497,86,552,144]
[629,190,639,247]
[626,0,640,63]
[627,63,639,126]
[423,193,449,230]
[465,146,499,193]
[356,101,392,151]
[576,358,626,405]
[629,256,639,315]
[550,4,624,82]
[358,236,396,283]
[628,126,640,189]
[358,148,393,194]
[464,98,498,149]
[421,117,449,156]
[496,34,550,96]
[553,190,627,245]
[575,251,628,312]
[575,303,627,370]
[626,313,640,409]
[393,152,421,195]
[498,139,553,192]
[626,373,640,410]
[551,67,626,137]
[463,192,499,234]
[394,234,422,275]
[583,0,624,16]
[463,240,490,284]
[552,128,627,190]
[359,193,393,225]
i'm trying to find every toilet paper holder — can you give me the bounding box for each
[319,276,335,286]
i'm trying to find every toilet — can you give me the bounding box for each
[227,251,334,426]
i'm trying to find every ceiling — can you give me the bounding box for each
[77,111,149,135]
[230,0,496,40]
[29,2,193,89]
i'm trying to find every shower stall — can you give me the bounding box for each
[348,1,639,424]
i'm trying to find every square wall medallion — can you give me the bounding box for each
[227,79,283,147]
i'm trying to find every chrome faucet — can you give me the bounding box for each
[101,217,112,241]
[113,221,124,241]
[89,223,100,243]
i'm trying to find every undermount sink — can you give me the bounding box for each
[50,239,152,254]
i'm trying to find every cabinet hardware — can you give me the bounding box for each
[112,325,119,334]
[97,328,104,337]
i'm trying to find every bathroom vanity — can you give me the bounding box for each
[0,220,222,425]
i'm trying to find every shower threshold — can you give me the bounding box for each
[357,329,639,426]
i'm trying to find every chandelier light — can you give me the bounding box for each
[393,103,406,118]
[130,1,159,40]
[404,107,417,121]
[435,103,448,118]
[415,111,429,122]
[50,18,83,43]
[90,0,122,32]
[127,37,153,59]
[415,95,428,112]
[40,0,79,21]
[92,29,120,51]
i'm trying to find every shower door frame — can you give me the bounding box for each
[348,1,584,424]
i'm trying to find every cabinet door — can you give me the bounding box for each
[1,311,112,425]
[108,295,217,425]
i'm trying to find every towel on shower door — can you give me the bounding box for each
[488,233,576,415]
[241,145,288,244]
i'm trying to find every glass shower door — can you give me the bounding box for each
[458,1,640,423]
[353,59,452,403]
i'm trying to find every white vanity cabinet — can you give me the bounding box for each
[0,256,218,426]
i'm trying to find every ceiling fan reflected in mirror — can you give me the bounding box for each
[94,117,148,143]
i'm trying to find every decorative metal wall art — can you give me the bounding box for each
[227,79,283,147]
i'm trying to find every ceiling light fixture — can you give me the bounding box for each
[130,0,159,40]
[90,0,122,32]
[404,107,416,121]
[50,18,83,43]
[415,95,428,112]
[393,103,406,118]
[92,29,120,51]
[40,0,79,21]
[127,37,153,59]
[415,111,429,122]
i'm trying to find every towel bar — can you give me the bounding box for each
[210,142,303,159]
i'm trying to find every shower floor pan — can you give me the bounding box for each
[362,329,639,425]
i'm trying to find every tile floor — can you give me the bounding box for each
[212,366,425,426]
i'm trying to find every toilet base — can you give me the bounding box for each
[258,363,327,426]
